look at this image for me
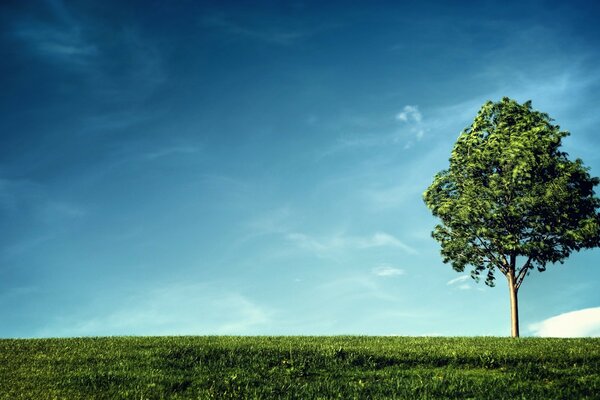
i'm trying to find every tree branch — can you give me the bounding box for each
[473,235,509,275]
[515,257,532,290]
[502,253,511,271]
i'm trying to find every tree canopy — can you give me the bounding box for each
[424,97,600,290]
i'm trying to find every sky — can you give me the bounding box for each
[1,0,600,338]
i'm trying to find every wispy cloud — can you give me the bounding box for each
[396,105,422,123]
[86,141,203,182]
[143,146,200,160]
[364,233,416,253]
[396,105,425,147]
[11,2,165,106]
[81,111,158,134]
[286,231,417,255]
[216,295,271,334]
[420,46,600,157]
[325,130,451,215]
[420,63,600,178]
[445,275,485,291]
[0,178,84,221]
[12,0,97,66]
[39,201,86,222]
[286,232,332,253]
[242,206,295,238]
[323,105,428,156]
[0,178,42,212]
[37,282,274,337]
[0,177,86,259]
[1,234,56,260]
[447,275,470,286]
[14,23,97,63]
[317,275,399,303]
[201,14,320,46]
[372,265,405,277]
[529,307,600,337]
[0,286,39,302]
[363,178,425,211]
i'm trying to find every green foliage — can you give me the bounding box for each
[1,336,599,399]
[424,97,600,286]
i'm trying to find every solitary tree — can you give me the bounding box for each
[423,97,600,337]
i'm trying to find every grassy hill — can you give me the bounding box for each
[1,336,599,399]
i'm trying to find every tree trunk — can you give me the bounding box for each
[507,272,520,338]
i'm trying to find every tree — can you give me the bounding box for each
[423,97,600,337]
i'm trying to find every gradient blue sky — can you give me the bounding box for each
[2,0,600,338]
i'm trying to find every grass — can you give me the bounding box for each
[1,336,599,399]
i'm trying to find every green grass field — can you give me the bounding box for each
[1,336,599,399]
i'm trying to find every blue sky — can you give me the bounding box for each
[1,0,600,338]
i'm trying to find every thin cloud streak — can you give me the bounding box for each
[14,23,97,62]
[12,0,98,66]
[0,178,43,212]
[317,275,399,303]
[143,146,201,160]
[373,265,405,277]
[201,14,320,45]
[37,282,274,337]
[447,275,470,286]
[11,1,166,104]
[286,231,417,255]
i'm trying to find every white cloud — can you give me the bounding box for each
[396,105,422,123]
[286,231,417,255]
[447,275,470,286]
[529,307,600,338]
[373,265,405,277]
[396,105,425,143]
